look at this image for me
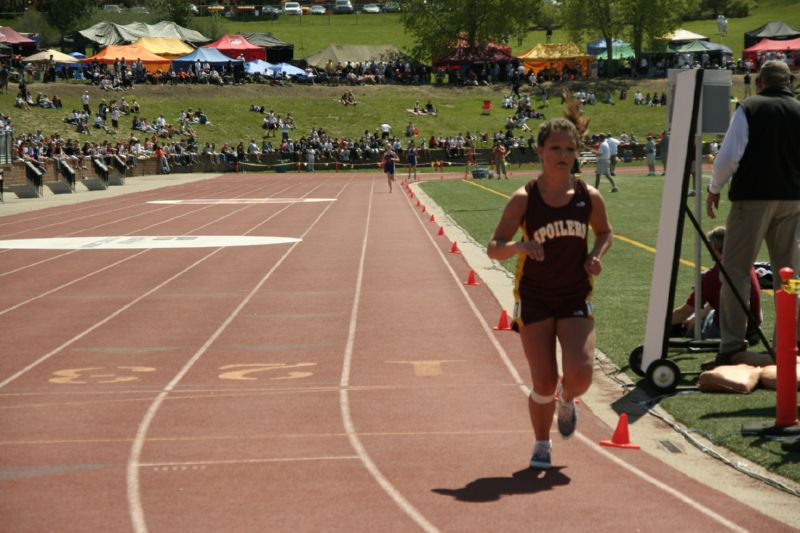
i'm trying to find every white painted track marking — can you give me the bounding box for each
[148,198,336,205]
[406,185,749,533]
[338,178,439,533]
[0,181,318,389]
[0,181,296,275]
[0,236,301,250]
[126,181,344,533]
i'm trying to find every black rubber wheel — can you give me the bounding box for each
[646,359,681,393]
[629,346,645,377]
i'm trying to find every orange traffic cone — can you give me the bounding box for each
[493,309,512,330]
[416,199,421,207]
[438,226,445,236]
[599,413,640,449]
[449,241,460,254]
[421,205,427,213]
[464,270,480,286]
[429,214,435,222]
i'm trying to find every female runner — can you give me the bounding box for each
[487,118,613,469]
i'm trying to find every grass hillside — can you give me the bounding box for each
[4,80,684,147]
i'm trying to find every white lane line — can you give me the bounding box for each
[148,198,336,205]
[0,181,308,388]
[0,181,284,277]
[0,235,302,250]
[0,180,243,240]
[140,455,360,467]
[339,178,439,533]
[407,185,749,533]
[126,179,346,533]
[576,433,748,532]
[0,249,150,317]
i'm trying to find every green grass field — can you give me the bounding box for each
[420,171,799,485]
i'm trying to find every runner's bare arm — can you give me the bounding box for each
[487,188,543,261]
[585,186,613,275]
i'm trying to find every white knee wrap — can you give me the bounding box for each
[529,390,554,404]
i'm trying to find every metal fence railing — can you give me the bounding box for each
[0,130,13,165]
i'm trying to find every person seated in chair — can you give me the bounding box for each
[671,226,762,342]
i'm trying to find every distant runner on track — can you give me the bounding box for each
[487,118,613,470]
[382,143,400,193]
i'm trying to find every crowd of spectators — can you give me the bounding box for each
[4,44,792,179]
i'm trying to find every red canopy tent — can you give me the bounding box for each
[743,37,800,63]
[0,26,36,53]
[202,34,265,62]
[433,38,512,67]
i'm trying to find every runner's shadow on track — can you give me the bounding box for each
[431,468,570,502]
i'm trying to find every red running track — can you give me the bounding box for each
[0,172,792,532]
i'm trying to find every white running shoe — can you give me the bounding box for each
[557,383,577,438]
[530,440,552,469]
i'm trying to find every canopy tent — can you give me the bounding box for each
[434,39,511,66]
[517,43,595,76]
[0,26,36,53]
[82,44,171,73]
[743,37,800,62]
[78,21,208,48]
[269,62,305,77]
[306,44,405,68]
[744,21,800,49]
[663,28,709,43]
[23,49,79,64]
[203,34,265,62]
[171,47,241,72]
[245,59,274,75]
[133,37,194,59]
[669,39,732,55]
[69,51,86,59]
[587,37,635,59]
[239,32,293,63]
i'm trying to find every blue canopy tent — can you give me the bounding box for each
[269,62,305,77]
[56,51,88,78]
[245,59,274,75]
[587,38,635,59]
[171,47,241,72]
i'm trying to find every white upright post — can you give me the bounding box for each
[640,69,704,373]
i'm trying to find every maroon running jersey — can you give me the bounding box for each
[515,178,593,304]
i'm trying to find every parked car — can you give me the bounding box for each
[362,3,381,13]
[383,1,401,12]
[310,4,326,14]
[333,0,354,14]
[283,1,303,14]
[262,5,282,17]
[102,4,123,13]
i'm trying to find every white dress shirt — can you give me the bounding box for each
[710,106,749,194]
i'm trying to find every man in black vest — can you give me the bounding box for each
[705,60,800,365]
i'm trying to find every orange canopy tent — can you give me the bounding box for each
[82,44,171,73]
[517,43,595,77]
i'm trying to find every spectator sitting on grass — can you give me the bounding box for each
[93,113,111,133]
[340,90,357,105]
